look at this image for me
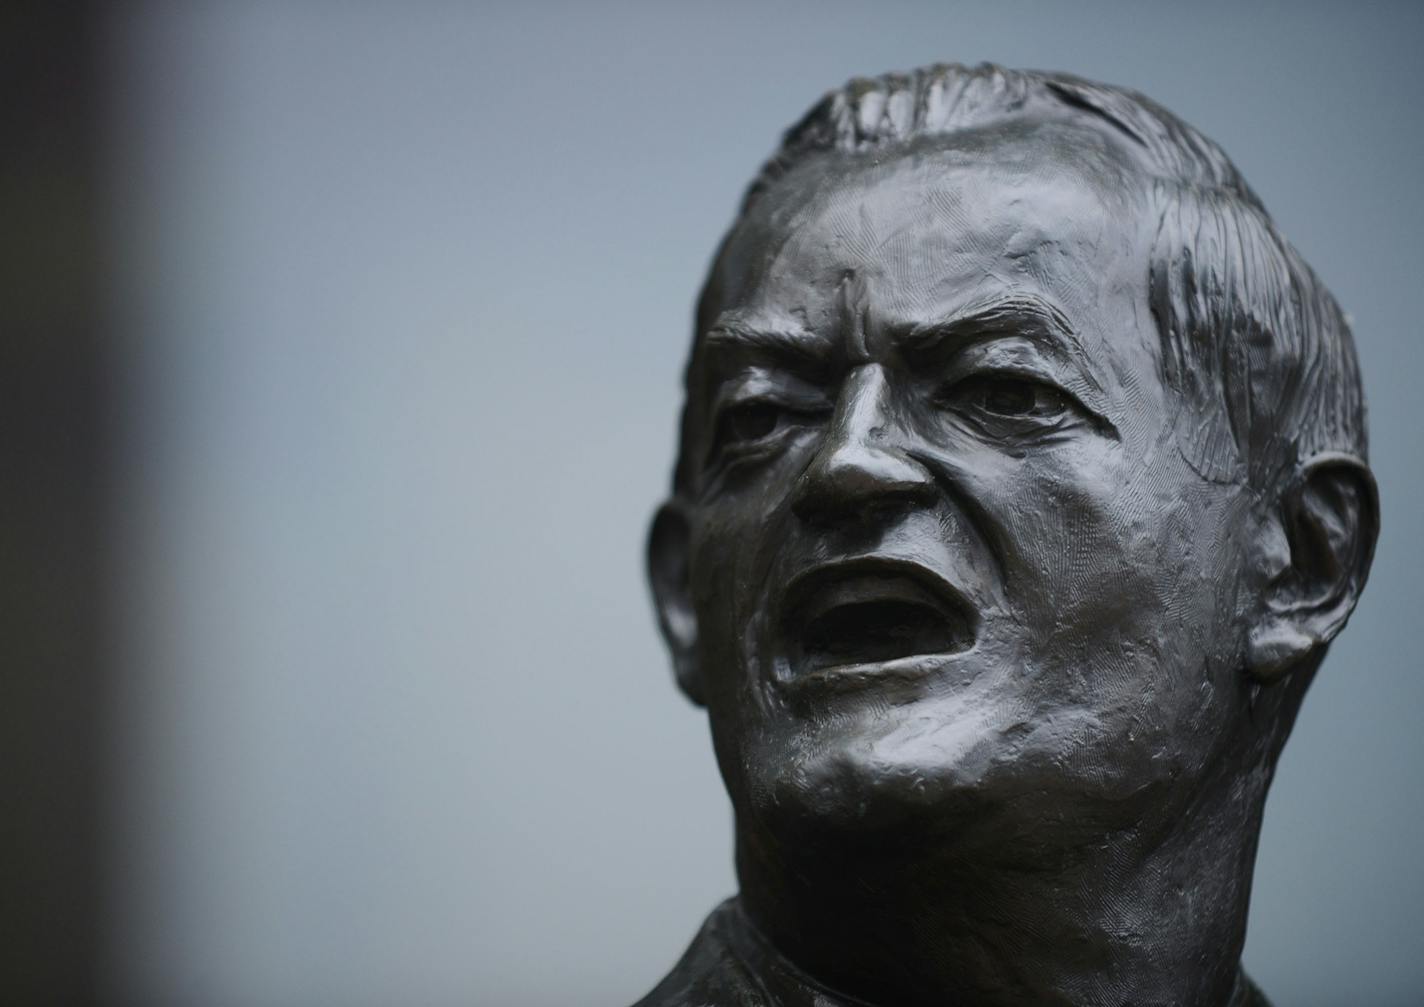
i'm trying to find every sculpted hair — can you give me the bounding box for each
[676,62,1367,499]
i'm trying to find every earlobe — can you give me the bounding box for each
[1247,453,1379,682]
[1246,623,1317,681]
[647,501,705,706]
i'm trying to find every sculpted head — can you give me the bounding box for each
[647,64,1376,939]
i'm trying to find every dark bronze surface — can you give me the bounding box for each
[643,63,1377,1007]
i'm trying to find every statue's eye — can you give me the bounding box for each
[715,401,784,448]
[951,375,1071,419]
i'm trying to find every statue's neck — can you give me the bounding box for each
[734,789,1266,1007]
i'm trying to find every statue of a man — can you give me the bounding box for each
[640,64,1378,1007]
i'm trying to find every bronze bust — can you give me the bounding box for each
[640,64,1377,1007]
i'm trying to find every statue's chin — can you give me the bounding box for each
[726,696,1186,866]
[730,707,1016,848]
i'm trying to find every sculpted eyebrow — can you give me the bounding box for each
[701,321,833,368]
[898,294,1110,408]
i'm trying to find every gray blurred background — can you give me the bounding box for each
[35,1,1421,1004]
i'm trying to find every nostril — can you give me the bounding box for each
[865,495,921,523]
[791,445,937,526]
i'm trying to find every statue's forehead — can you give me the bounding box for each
[719,124,1150,321]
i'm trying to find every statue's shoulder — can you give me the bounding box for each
[630,899,770,1007]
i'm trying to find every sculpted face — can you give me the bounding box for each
[639,68,1377,1005]
[662,121,1266,860]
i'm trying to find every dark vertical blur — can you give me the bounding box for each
[0,3,108,1003]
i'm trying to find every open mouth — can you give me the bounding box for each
[779,561,976,680]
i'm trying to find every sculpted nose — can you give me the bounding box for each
[791,365,936,527]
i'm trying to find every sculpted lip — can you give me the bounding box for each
[775,557,978,685]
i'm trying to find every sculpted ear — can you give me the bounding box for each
[647,501,704,705]
[1247,453,1379,681]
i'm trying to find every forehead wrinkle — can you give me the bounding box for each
[836,271,872,361]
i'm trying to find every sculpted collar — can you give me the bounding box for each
[636,898,1275,1007]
